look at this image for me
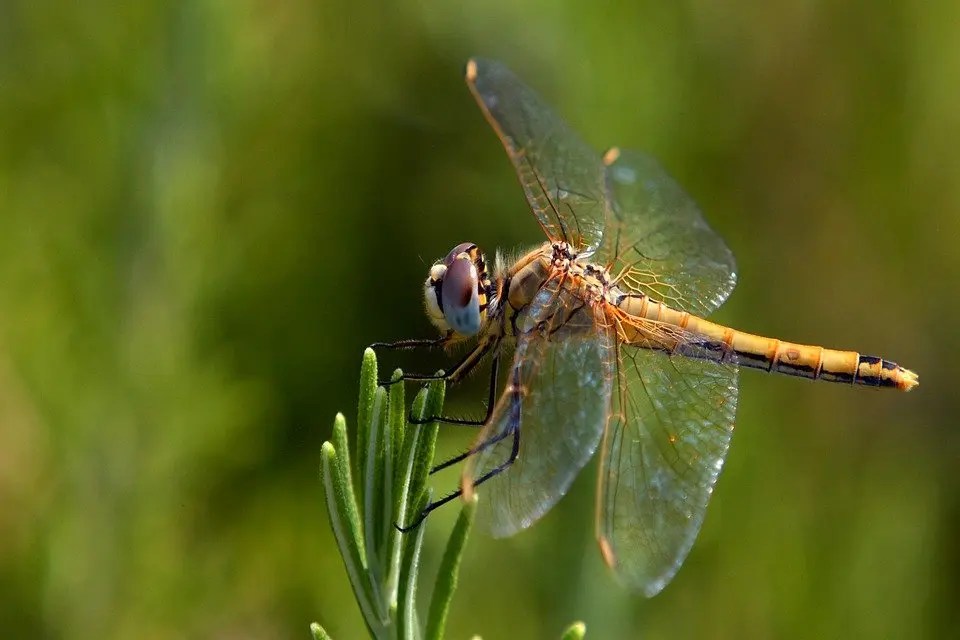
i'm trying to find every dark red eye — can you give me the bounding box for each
[439,257,482,336]
[443,242,476,267]
[442,257,477,312]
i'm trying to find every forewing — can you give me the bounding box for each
[466,58,607,253]
[463,279,615,537]
[600,148,737,316]
[597,338,738,596]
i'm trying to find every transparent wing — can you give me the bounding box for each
[467,58,737,315]
[596,338,739,596]
[466,58,607,253]
[599,148,738,316]
[462,278,615,537]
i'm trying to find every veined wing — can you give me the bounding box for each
[596,334,738,596]
[466,58,607,253]
[462,278,615,537]
[466,59,736,316]
[600,148,737,317]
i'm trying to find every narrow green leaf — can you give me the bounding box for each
[381,371,400,555]
[390,383,432,555]
[331,414,365,565]
[310,622,333,640]
[356,348,378,517]
[384,368,406,607]
[424,495,478,640]
[407,379,445,515]
[388,602,399,639]
[388,369,406,487]
[560,622,587,640]
[363,386,389,586]
[321,441,384,631]
[397,491,430,640]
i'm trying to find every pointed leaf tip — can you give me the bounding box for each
[356,349,379,528]
[560,621,586,640]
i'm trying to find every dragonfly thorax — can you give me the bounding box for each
[423,242,492,338]
[549,241,578,269]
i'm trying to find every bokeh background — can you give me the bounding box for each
[1,1,958,638]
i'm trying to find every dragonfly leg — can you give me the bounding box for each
[468,421,520,488]
[396,368,522,532]
[371,335,451,386]
[375,335,490,387]
[369,336,449,351]
[463,368,523,485]
[409,352,499,428]
[390,338,486,386]
[429,421,514,476]
[395,423,520,533]
[393,486,462,533]
[428,362,519,474]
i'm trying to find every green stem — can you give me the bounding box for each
[424,494,477,640]
[321,440,383,632]
[317,349,572,640]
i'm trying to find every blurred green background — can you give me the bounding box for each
[1,1,957,638]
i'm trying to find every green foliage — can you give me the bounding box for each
[560,622,587,640]
[315,350,585,639]
[315,348,472,640]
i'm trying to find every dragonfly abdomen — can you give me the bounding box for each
[731,331,916,390]
[617,294,918,391]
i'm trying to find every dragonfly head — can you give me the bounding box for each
[424,242,491,338]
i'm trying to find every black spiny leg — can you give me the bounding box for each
[395,423,520,533]
[396,365,523,532]
[409,351,500,428]
[373,334,493,389]
[369,335,448,351]
[370,335,452,386]
[386,337,490,386]
[380,336,499,427]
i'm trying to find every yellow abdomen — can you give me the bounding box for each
[616,295,918,391]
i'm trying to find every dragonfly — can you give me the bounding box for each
[374,58,918,597]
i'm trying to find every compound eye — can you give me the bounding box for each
[441,256,481,336]
[443,242,475,266]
